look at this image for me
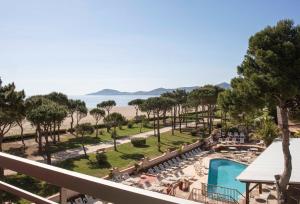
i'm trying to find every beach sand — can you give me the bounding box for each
[7,106,138,136]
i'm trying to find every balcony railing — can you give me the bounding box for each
[0,152,200,204]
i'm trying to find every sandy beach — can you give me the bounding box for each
[7,106,138,136]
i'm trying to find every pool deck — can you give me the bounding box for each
[117,145,283,203]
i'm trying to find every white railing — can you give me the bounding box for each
[0,152,200,204]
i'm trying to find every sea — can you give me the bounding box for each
[68,95,158,108]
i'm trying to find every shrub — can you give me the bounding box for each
[96,152,107,165]
[228,126,239,133]
[191,130,198,136]
[131,137,146,147]
[216,123,222,128]
[127,121,134,129]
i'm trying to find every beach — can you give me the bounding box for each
[7,106,137,136]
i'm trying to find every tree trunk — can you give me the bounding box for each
[113,127,117,151]
[171,109,174,135]
[157,112,161,151]
[35,129,38,143]
[81,134,87,157]
[153,114,156,136]
[17,121,26,148]
[195,106,199,128]
[275,106,292,204]
[57,124,61,142]
[52,124,56,144]
[37,126,43,154]
[208,105,212,135]
[44,131,51,165]
[185,107,188,127]
[0,133,3,178]
[173,107,177,132]
[178,106,182,133]
[70,114,74,133]
[95,122,99,138]
[163,110,167,127]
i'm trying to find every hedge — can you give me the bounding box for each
[131,137,146,147]
[3,129,67,143]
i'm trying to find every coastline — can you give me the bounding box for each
[7,106,137,136]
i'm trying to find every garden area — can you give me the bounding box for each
[1,130,199,204]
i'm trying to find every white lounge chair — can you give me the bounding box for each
[255,192,271,203]
[74,197,84,204]
[147,168,155,174]
[153,166,161,174]
[122,173,130,180]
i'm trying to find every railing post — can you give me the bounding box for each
[60,188,68,204]
[245,182,250,204]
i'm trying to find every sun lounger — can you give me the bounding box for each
[159,164,168,173]
[113,175,122,183]
[122,173,130,180]
[74,197,84,204]
[175,156,182,162]
[153,166,161,174]
[172,158,179,165]
[255,192,271,203]
[168,160,178,167]
[84,195,95,204]
[147,168,155,175]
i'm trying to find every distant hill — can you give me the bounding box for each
[216,82,231,89]
[87,82,230,95]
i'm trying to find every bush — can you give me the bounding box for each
[216,123,222,128]
[4,129,67,143]
[131,137,146,147]
[96,152,107,165]
[191,130,198,136]
[228,126,239,133]
[127,121,134,129]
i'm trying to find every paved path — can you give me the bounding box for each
[51,126,172,163]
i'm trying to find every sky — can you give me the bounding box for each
[1,0,300,95]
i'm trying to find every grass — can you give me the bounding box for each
[48,123,153,153]
[57,131,199,177]
[2,130,198,203]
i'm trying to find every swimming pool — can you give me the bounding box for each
[207,159,247,199]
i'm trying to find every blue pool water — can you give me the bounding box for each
[207,159,247,198]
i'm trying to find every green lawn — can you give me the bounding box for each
[49,123,153,153]
[2,130,198,203]
[57,131,199,177]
